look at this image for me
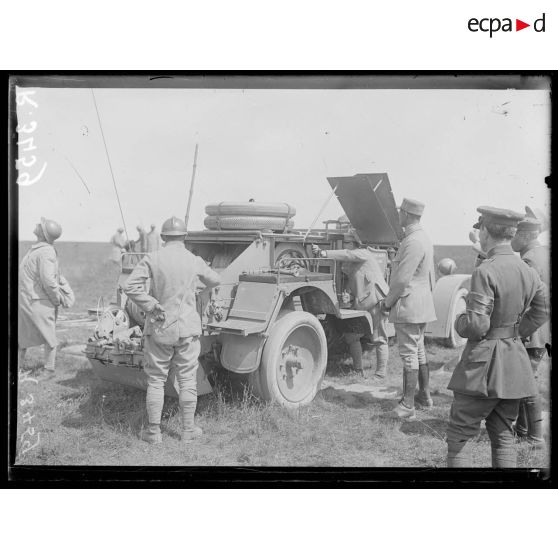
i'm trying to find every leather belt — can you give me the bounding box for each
[485,324,519,340]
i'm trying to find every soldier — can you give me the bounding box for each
[311,237,390,379]
[109,227,127,264]
[446,207,549,468]
[145,224,161,252]
[134,225,148,253]
[511,216,550,448]
[124,216,221,445]
[380,198,437,419]
[18,217,65,375]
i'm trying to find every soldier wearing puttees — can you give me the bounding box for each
[19,218,74,375]
[381,198,437,419]
[510,216,550,447]
[446,207,549,468]
[311,238,390,379]
[124,216,221,445]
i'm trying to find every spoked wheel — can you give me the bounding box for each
[250,311,327,408]
[445,287,468,348]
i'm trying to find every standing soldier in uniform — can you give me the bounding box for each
[145,223,161,252]
[109,227,127,265]
[124,216,221,444]
[380,198,437,419]
[511,216,550,448]
[446,207,549,467]
[312,236,390,380]
[19,217,66,374]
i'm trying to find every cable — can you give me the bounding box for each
[91,89,130,245]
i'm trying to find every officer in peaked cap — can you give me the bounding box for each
[511,215,550,448]
[380,197,437,419]
[446,206,549,467]
[124,216,221,445]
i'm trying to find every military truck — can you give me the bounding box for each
[85,173,470,408]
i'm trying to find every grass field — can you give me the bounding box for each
[14,242,550,468]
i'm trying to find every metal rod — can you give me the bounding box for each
[303,183,339,243]
[185,143,199,230]
[91,90,130,244]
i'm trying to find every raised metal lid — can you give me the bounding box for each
[326,173,403,245]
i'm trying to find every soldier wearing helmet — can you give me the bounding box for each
[510,216,550,448]
[446,207,549,467]
[380,198,437,419]
[18,217,72,375]
[124,216,221,445]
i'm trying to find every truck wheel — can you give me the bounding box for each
[255,311,327,408]
[445,288,468,348]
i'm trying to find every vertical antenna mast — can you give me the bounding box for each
[185,143,199,230]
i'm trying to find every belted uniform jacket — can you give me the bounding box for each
[521,241,550,349]
[384,223,437,324]
[326,248,389,311]
[448,244,549,399]
[18,242,61,348]
[124,242,221,343]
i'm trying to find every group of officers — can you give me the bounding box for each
[18,196,550,467]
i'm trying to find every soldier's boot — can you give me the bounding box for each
[514,399,529,438]
[142,386,164,444]
[387,367,417,420]
[141,423,162,444]
[373,344,389,380]
[519,395,545,448]
[43,345,57,375]
[415,362,433,408]
[491,444,517,468]
[347,338,364,377]
[447,440,473,467]
[180,400,203,443]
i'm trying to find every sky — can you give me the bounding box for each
[15,85,551,244]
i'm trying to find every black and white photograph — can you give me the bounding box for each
[9,74,551,477]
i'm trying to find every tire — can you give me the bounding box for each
[253,311,328,408]
[204,215,294,232]
[274,242,308,270]
[445,287,468,348]
[205,202,296,218]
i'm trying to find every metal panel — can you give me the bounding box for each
[327,173,403,245]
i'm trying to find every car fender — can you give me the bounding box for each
[426,274,471,338]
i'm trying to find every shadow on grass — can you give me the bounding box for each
[319,386,394,410]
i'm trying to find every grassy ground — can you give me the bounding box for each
[14,242,550,468]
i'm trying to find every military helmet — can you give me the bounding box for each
[40,217,62,244]
[161,216,188,236]
[438,258,457,276]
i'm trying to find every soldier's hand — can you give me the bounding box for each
[379,299,390,315]
[341,291,351,304]
[152,303,166,322]
[311,244,321,257]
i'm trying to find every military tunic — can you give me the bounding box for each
[384,223,436,324]
[448,245,549,399]
[384,223,436,370]
[520,241,550,349]
[18,242,61,348]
